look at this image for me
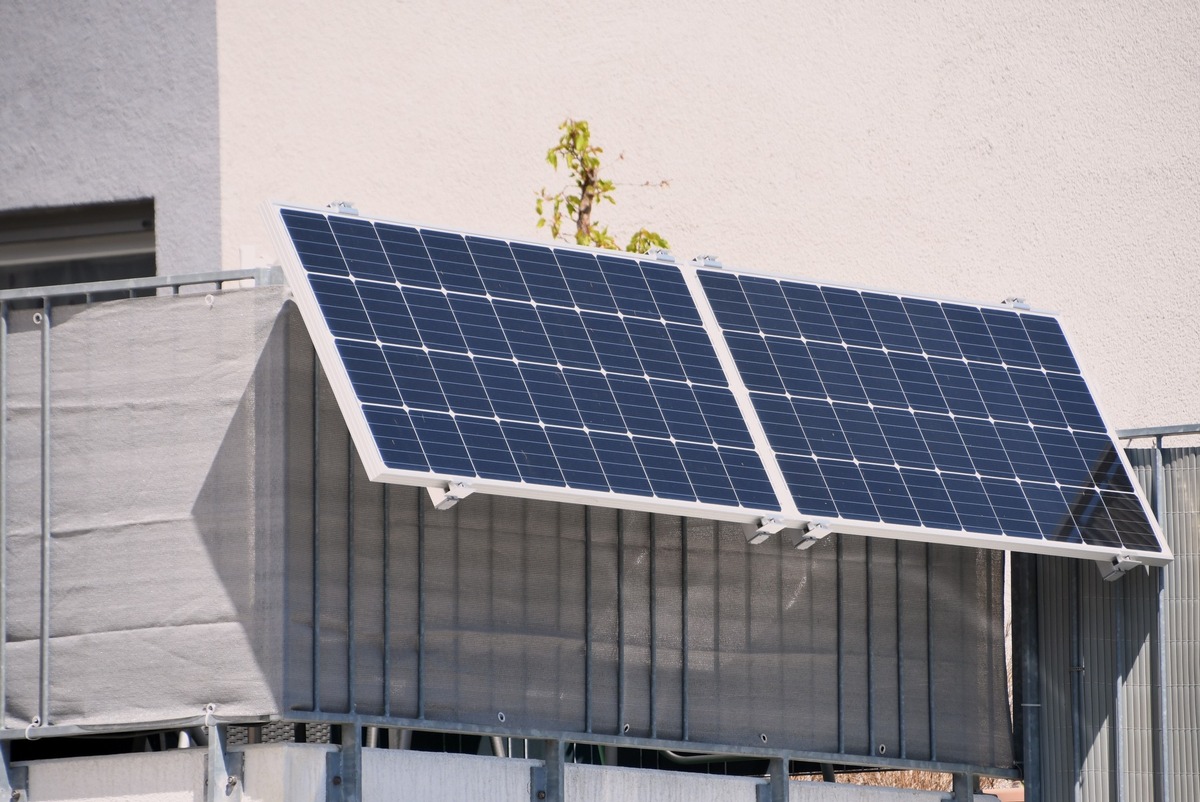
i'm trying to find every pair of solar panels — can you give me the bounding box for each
[268,203,1169,565]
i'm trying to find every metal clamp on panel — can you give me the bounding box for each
[427,481,475,511]
[326,201,359,215]
[694,254,723,268]
[1097,553,1142,582]
[1001,296,1031,310]
[647,248,675,263]
[792,521,832,550]
[745,515,787,545]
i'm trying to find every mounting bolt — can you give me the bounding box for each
[332,775,342,786]
[227,776,238,788]
[537,792,546,800]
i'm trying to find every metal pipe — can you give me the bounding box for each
[1153,437,1172,802]
[1113,574,1125,802]
[649,514,657,739]
[382,485,390,718]
[616,511,625,732]
[896,540,905,759]
[836,537,844,753]
[365,726,379,748]
[347,437,356,714]
[311,354,321,712]
[866,539,874,754]
[926,543,936,761]
[1013,552,1042,802]
[0,302,7,729]
[0,267,283,304]
[1069,560,1083,801]
[417,487,426,720]
[38,300,51,726]
[584,507,592,733]
[491,735,507,758]
[681,517,689,741]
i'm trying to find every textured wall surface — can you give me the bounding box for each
[0,1,222,275]
[216,1,1200,430]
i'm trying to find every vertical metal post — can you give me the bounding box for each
[836,537,844,753]
[765,756,789,802]
[38,300,51,727]
[896,540,906,759]
[865,538,874,754]
[206,723,243,802]
[1113,573,1125,802]
[1152,437,1172,802]
[616,511,625,732]
[312,355,322,712]
[540,739,566,802]
[347,438,356,715]
[649,515,658,739]
[926,543,936,761]
[584,507,592,733]
[681,518,689,741]
[382,485,391,718]
[1014,552,1042,802]
[952,771,976,801]
[1069,560,1083,802]
[328,724,361,802]
[417,488,426,720]
[0,302,7,730]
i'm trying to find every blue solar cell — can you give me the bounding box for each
[408,410,474,475]
[597,254,658,319]
[381,347,447,412]
[754,394,812,456]
[336,341,399,406]
[311,275,374,340]
[624,318,687,381]
[889,353,948,413]
[429,353,493,418]
[820,460,880,521]
[823,287,880,348]
[776,455,838,517]
[502,422,566,486]
[640,261,702,325]
[690,386,756,449]
[725,332,785,394]
[780,282,840,343]
[607,375,670,438]
[555,249,616,313]
[580,313,644,376]
[634,438,697,501]
[447,295,510,359]
[539,306,600,370]
[983,478,1040,538]
[833,404,894,465]
[900,470,962,531]
[942,305,1003,364]
[699,270,758,333]
[376,224,440,289]
[741,276,801,337]
[1021,314,1080,374]
[675,442,740,506]
[357,281,419,347]
[329,217,394,283]
[456,416,521,481]
[492,299,556,364]
[509,243,573,307]
[521,364,582,428]
[563,370,627,433]
[864,293,923,354]
[466,236,529,301]
[928,358,989,419]
[363,406,427,471]
[667,324,729,386]
[901,299,961,359]
[791,398,852,460]
[474,358,538,423]
[859,464,922,526]
[720,448,780,510]
[650,381,716,444]
[590,432,652,496]
[544,427,609,492]
[807,342,867,403]
[403,288,467,353]
[283,211,348,276]
[1048,373,1107,432]
[422,231,485,294]
[913,414,975,474]
[847,347,908,409]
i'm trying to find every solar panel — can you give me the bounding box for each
[696,269,1165,559]
[268,203,1169,566]
[274,206,781,522]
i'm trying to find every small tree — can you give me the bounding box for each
[536,119,669,254]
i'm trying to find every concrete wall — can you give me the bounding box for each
[15,747,1011,801]
[0,1,222,275]
[215,0,1200,431]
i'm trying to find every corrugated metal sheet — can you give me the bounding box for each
[1038,447,1200,801]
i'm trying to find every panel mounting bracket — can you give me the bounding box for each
[1097,553,1142,582]
[792,521,832,550]
[1001,296,1031,310]
[745,515,787,545]
[427,481,475,511]
[326,201,359,215]
[694,254,723,268]
[647,248,676,263]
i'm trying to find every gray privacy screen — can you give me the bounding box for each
[284,307,1014,769]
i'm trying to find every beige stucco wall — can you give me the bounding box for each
[217,1,1200,430]
[0,1,223,276]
